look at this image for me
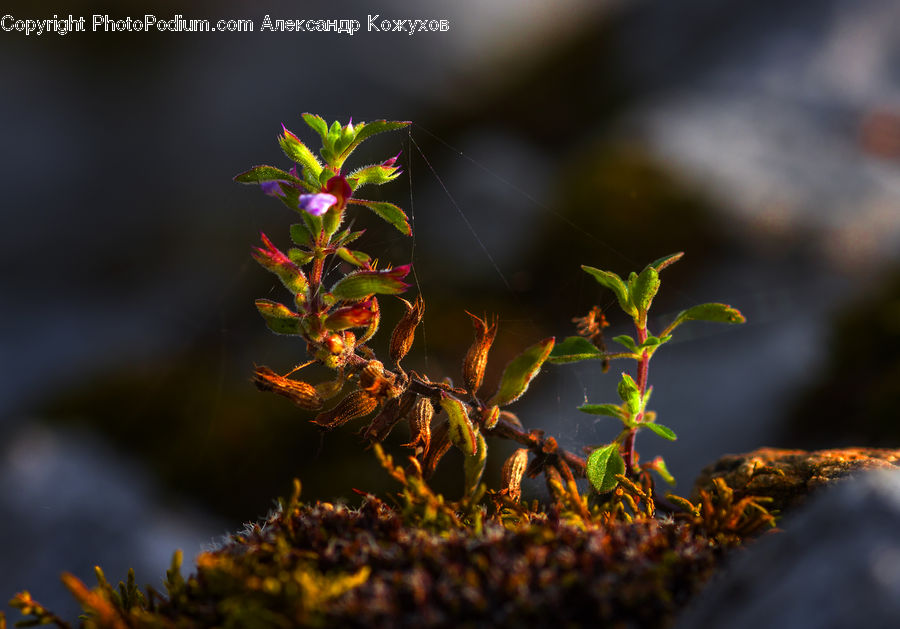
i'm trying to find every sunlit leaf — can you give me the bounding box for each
[234,165,304,186]
[648,252,684,273]
[349,199,411,235]
[488,337,555,407]
[255,299,301,335]
[612,335,638,354]
[649,456,676,485]
[547,336,605,364]
[331,265,410,300]
[278,127,323,179]
[439,393,477,456]
[582,266,635,317]
[642,422,677,441]
[586,443,625,493]
[631,266,660,314]
[617,372,641,416]
[463,431,488,497]
[578,403,625,420]
[301,113,329,143]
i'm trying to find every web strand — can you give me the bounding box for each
[408,131,515,296]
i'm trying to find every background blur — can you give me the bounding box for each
[3,0,900,619]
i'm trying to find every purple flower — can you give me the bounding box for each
[260,181,285,197]
[299,193,338,216]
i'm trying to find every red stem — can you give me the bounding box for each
[624,323,650,476]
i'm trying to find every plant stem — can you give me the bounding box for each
[624,323,650,476]
[308,231,328,316]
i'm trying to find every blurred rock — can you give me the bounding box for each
[0,425,222,621]
[675,470,900,629]
[693,446,900,513]
[783,268,900,448]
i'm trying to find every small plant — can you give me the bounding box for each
[236,113,747,507]
[236,114,574,503]
[10,113,769,629]
[549,257,745,495]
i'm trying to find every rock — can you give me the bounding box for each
[692,447,900,514]
[675,469,900,629]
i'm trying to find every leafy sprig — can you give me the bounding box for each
[550,253,745,493]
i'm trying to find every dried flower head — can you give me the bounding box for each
[253,366,323,410]
[463,312,498,394]
[404,396,434,455]
[312,390,378,429]
[501,449,529,502]
[389,295,425,364]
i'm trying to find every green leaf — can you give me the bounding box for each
[336,120,410,166]
[642,422,677,441]
[581,266,636,317]
[278,131,323,179]
[463,430,488,497]
[664,302,746,335]
[578,403,625,420]
[347,163,402,191]
[678,302,746,324]
[488,337,555,407]
[617,373,641,416]
[290,223,315,248]
[336,247,370,267]
[288,248,314,266]
[612,335,639,353]
[547,336,605,364]
[640,335,671,349]
[349,199,411,235]
[331,266,410,300]
[234,165,304,186]
[255,299,302,335]
[440,393,477,456]
[323,206,342,238]
[648,252,684,273]
[632,266,660,314]
[586,443,625,493]
[299,205,323,235]
[650,456,676,486]
[302,113,329,143]
[333,229,365,247]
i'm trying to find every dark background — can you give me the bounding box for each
[3,0,900,620]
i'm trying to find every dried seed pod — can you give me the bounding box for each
[423,420,451,478]
[358,360,385,391]
[361,396,402,443]
[315,376,345,401]
[403,396,434,454]
[462,312,498,394]
[253,366,323,410]
[362,390,416,443]
[312,390,378,429]
[389,295,425,364]
[501,448,529,502]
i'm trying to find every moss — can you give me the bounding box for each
[11,451,774,629]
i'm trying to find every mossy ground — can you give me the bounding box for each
[10,452,769,629]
